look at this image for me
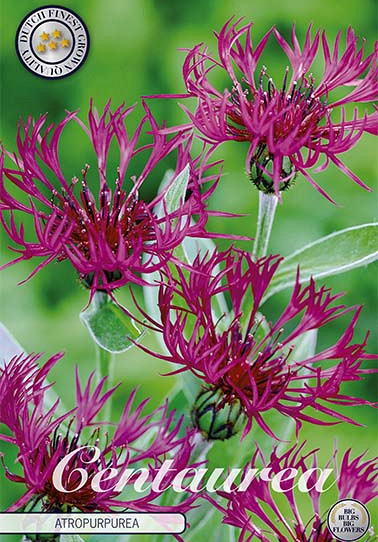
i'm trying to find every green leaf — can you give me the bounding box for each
[292,329,318,362]
[181,232,216,264]
[142,268,164,342]
[80,291,144,353]
[153,168,174,218]
[23,537,86,542]
[263,223,378,303]
[154,165,190,220]
[0,322,23,368]
[274,329,317,454]
[185,500,222,541]
[181,370,201,405]
[164,164,190,214]
[60,536,86,542]
[143,166,229,354]
[167,385,190,413]
[182,234,230,329]
[142,166,191,347]
[0,323,69,424]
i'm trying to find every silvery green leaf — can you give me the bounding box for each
[154,168,174,219]
[159,168,175,193]
[0,322,23,367]
[164,164,190,214]
[181,370,202,405]
[80,291,144,353]
[142,166,190,346]
[144,165,230,344]
[61,536,86,542]
[185,500,221,541]
[182,234,230,328]
[142,267,166,352]
[292,329,318,362]
[154,165,190,219]
[0,323,67,420]
[228,525,239,542]
[274,329,317,454]
[181,233,217,264]
[23,536,86,542]
[263,223,378,303]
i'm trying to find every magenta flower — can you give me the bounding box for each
[174,18,377,200]
[210,442,377,541]
[137,248,376,439]
[0,352,199,516]
[0,100,219,293]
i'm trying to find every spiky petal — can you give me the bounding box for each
[0,101,219,293]
[0,352,199,515]
[137,248,376,439]
[209,442,377,541]
[169,18,377,200]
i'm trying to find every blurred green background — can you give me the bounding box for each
[0,1,377,541]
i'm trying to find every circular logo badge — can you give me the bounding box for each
[15,5,89,79]
[327,499,371,541]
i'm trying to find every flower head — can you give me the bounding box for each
[0,100,218,293]
[211,442,377,541]
[0,352,199,515]
[137,248,376,439]
[176,18,377,201]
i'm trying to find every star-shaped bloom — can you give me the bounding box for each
[137,248,377,440]
[40,31,49,41]
[166,18,377,201]
[0,351,200,516]
[36,43,46,53]
[48,41,57,50]
[61,38,70,48]
[52,29,61,39]
[0,100,224,294]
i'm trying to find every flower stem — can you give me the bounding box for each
[252,191,278,260]
[96,344,115,422]
[191,431,214,462]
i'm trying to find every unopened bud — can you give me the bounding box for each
[192,386,247,441]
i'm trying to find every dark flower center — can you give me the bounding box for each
[49,165,156,287]
[192,323,293,439]
[227,67,326,143]
[22,423,107,513]
[222,67,327,191]
[224,324,292,401]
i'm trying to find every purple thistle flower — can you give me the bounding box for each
[173,18,377,201]
[0,352,199,516]
[0,100,219,293]
[136,248,376,439]
[210,442,377,541]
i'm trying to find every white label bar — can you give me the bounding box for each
[0,513,186,534]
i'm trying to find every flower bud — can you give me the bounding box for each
[249,145,296,194]
[192,386,247,440]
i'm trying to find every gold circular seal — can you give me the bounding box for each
[16,5,90,79]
